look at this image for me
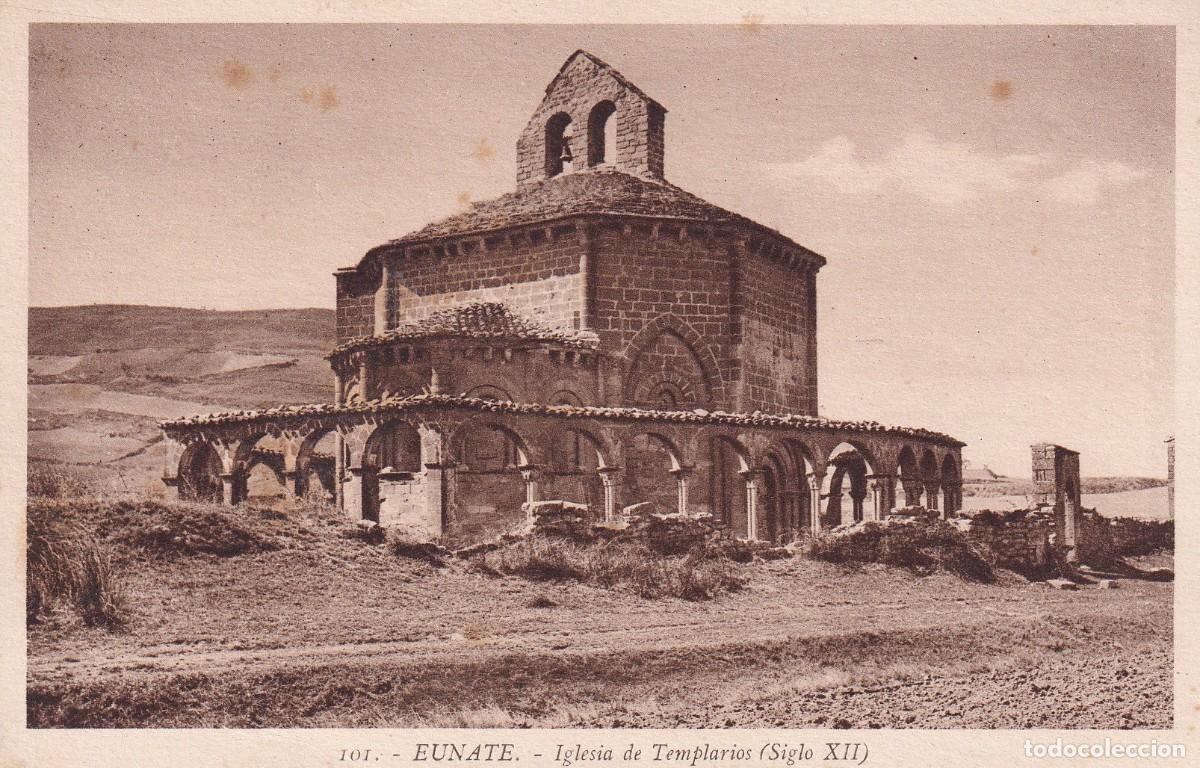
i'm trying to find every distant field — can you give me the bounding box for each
[28,305,336,495]
[960,486,1171,520]
[963,476,1167,497]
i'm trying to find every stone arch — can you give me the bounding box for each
[466,384,513,402]
[760,450,790,543]
[622,430,686,515]
[358,421,424,524]
[823,442,874,527]
[545,111,574,177]
[707,434,752,535]
[295,428,338,502]
[450,418,535,540]
[895,445,922,507]
[622,313,726,408]
[918,449,941,512]
[451,419,533,471]
[940,452,962,515]
[587,99,617,166]
[178,441,223,503]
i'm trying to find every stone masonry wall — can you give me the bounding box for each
[515,52,664,187]
[737,247,815,414]
[335,269,376,342]
[388,228,585,334]
[592,223,736,410]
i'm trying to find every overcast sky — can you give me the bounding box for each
[29,24,1174,477]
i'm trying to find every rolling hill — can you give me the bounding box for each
[28,305,334,493]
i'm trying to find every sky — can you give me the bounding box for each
[28,24,1174,478]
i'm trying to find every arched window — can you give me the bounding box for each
[545,112,574,178]
[587,101,617,167]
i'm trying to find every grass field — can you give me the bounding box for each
[27,494,1173,729]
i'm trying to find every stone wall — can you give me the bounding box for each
[954,506,1173,576]
[335,268,376,342]
[953,509,1054,576]
[592,223,736,410]
[389,229,584,334]
[514,51,665,187]
[737,246,817,414]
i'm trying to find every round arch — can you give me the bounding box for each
[178,441,223,503]
[587,100,617,166]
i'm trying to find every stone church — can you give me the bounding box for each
[162,51,964,544]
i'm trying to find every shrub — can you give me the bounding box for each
[127,507,280,558]
[342,522,387,545]
[27,467,89,499]
[809,519,995,583]
[27,504,127,628]
[478,534,742,601]
[387,532,449,567]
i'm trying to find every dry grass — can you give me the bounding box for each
[27,503,128,628]
[809,520,995,583]
[479,535,744,601]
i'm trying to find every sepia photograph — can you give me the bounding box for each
[22,21,1178,738]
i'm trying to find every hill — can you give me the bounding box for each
[28,305,335,493]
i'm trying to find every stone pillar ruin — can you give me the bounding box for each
[1032,443,1082,562]
[1167,435,1175,519]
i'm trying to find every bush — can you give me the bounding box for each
[478,534,743,601]
[27,467,89,499]
[810,519,995,583]
[127,507,280,558]
[387,531,449,567]
[27,504,127,628]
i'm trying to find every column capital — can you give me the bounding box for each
[669,464,696,479]
[518,465,544,483]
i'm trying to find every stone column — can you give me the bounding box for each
[344,466,365,520]
[783,490,803,538]
[598,467,623,521]
[868,476,891,521]
[161,476,180,502]
[848,491,866,525]
[520,467,543,516]
[925,481,941,516]
[942,481,962,516]
[219,472,236,505]
[334,369,345,407]
[901,478,922,507]
[334,432,346,511]
[742,470,761,541]
[808,472,826,535]
[670,466,693,516]
[358,354,372,402]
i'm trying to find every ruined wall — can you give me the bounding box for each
[955,506,1173,576]
[389,229,585,333]
[954,509,1054,576]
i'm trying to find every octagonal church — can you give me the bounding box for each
[162,51,964,545]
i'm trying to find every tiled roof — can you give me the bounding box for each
[160,393,965,447]
[367,169,816,255]
[329,302,599,357]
